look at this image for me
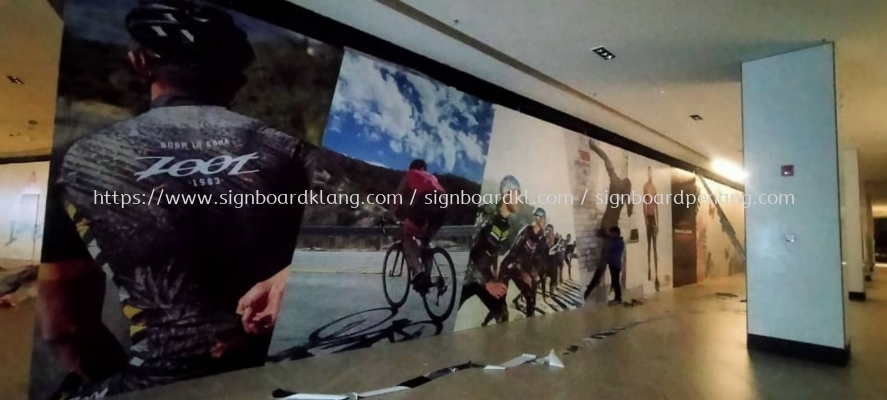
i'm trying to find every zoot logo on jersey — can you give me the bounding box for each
[134,152,260,181]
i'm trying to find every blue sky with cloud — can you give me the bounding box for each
[322,50,494,183]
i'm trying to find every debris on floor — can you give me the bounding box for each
[272,319,654,399]
[623,298,645,307]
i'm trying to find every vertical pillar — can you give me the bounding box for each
[742,43,850,365]
[840,149,865,301]
[862,187,875,280]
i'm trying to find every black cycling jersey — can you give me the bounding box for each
[464,205,511,284]
[42,94,318,395]
[503,225,544,273]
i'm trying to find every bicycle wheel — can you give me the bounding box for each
[383,242,410,308]
[422,247,457,321]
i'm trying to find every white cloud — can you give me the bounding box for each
[333,50,490,174]
[366,160,389,169]
[457,131,486,164]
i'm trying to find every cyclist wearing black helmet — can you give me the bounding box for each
[458,175,522,326]
[500,207,546,317]
[37,1,319,397]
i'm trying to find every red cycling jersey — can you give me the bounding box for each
[406,169,445,195]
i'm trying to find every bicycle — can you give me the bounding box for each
[379,218,457,322]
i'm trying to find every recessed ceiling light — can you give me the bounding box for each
[591,46,615,60]
[6,75,24,85]
[690,114,703,121]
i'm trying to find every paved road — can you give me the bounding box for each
[269,250,590,359]
[268,250,469,358]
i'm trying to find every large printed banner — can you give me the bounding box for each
[29,0,746,398]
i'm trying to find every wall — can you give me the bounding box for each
[27,1,746,398]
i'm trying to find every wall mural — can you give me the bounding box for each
[26,0,746,398]
[671,170,747,287]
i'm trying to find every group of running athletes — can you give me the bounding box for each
[456,175,576,325]
[391,164,577,319]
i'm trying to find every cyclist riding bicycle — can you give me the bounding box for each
[501,207,546,317]
[459,175,522,326]
[389,159,446,293]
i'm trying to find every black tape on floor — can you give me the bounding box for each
[272,319,655,399]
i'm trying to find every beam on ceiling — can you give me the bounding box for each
[375,0,710,163]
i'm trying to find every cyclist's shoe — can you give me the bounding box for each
[481,310,509,326]
[411,271,432,295]
[481,312,495,327]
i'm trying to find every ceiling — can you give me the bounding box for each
[2,0,886,202]
[0,0,62,158]
[289,0,887,190]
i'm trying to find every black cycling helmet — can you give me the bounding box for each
[533,207,546,218]
[126,0,255,72]
[499,175,521,194]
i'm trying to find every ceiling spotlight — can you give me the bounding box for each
[690,114,703,121]
[6,75,24,85]
[591,46,615,60]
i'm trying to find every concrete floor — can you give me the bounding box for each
[5,270,887,399]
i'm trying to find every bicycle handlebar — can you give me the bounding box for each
[377,217,402,236]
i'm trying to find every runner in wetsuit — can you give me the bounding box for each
[539,225,562,298]
[561,233,574,282]
[501,207,546,317]
[549,230,566,291]
[537,225,552,298]
[36,2,320,398]
[458,175,522,326]
[643,166,660,291]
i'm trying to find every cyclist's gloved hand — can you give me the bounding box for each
[382,214,398,226]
